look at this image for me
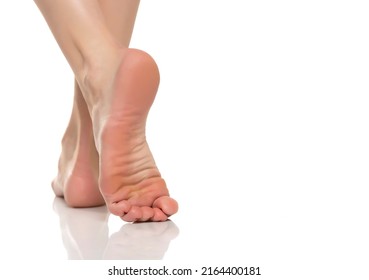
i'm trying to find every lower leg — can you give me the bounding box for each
[98,0,140,48]
[36,0,178,222]
[53,0,140,206]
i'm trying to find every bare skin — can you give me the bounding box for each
[52,81,102,207]
[52,0,140,208]
[36,0,178,222]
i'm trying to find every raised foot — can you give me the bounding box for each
[105,176,179,222]
[94,49,178,222]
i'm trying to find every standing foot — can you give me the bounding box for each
[52,81,104,207]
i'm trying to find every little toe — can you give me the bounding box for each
[109,200,131,217]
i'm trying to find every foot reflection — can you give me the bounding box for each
[53,197,179,260]
[104,220,179,259]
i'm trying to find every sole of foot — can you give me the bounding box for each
[91,49,178,222]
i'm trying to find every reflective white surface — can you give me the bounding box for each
[53,198,179,260]
[1,1,369,279]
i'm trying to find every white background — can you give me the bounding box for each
[0,0,368,279]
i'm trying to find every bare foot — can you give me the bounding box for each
[52,82,104,207]
[88,49,178,222]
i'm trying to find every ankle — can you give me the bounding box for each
[79,48,127,108]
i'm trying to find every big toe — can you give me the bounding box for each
[153,196,178,217]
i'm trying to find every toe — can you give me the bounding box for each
[121,206,142,222]
[153,196,179,216]
[151,208,168,222]
[109,200,131,217]
[138,206,155,222]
